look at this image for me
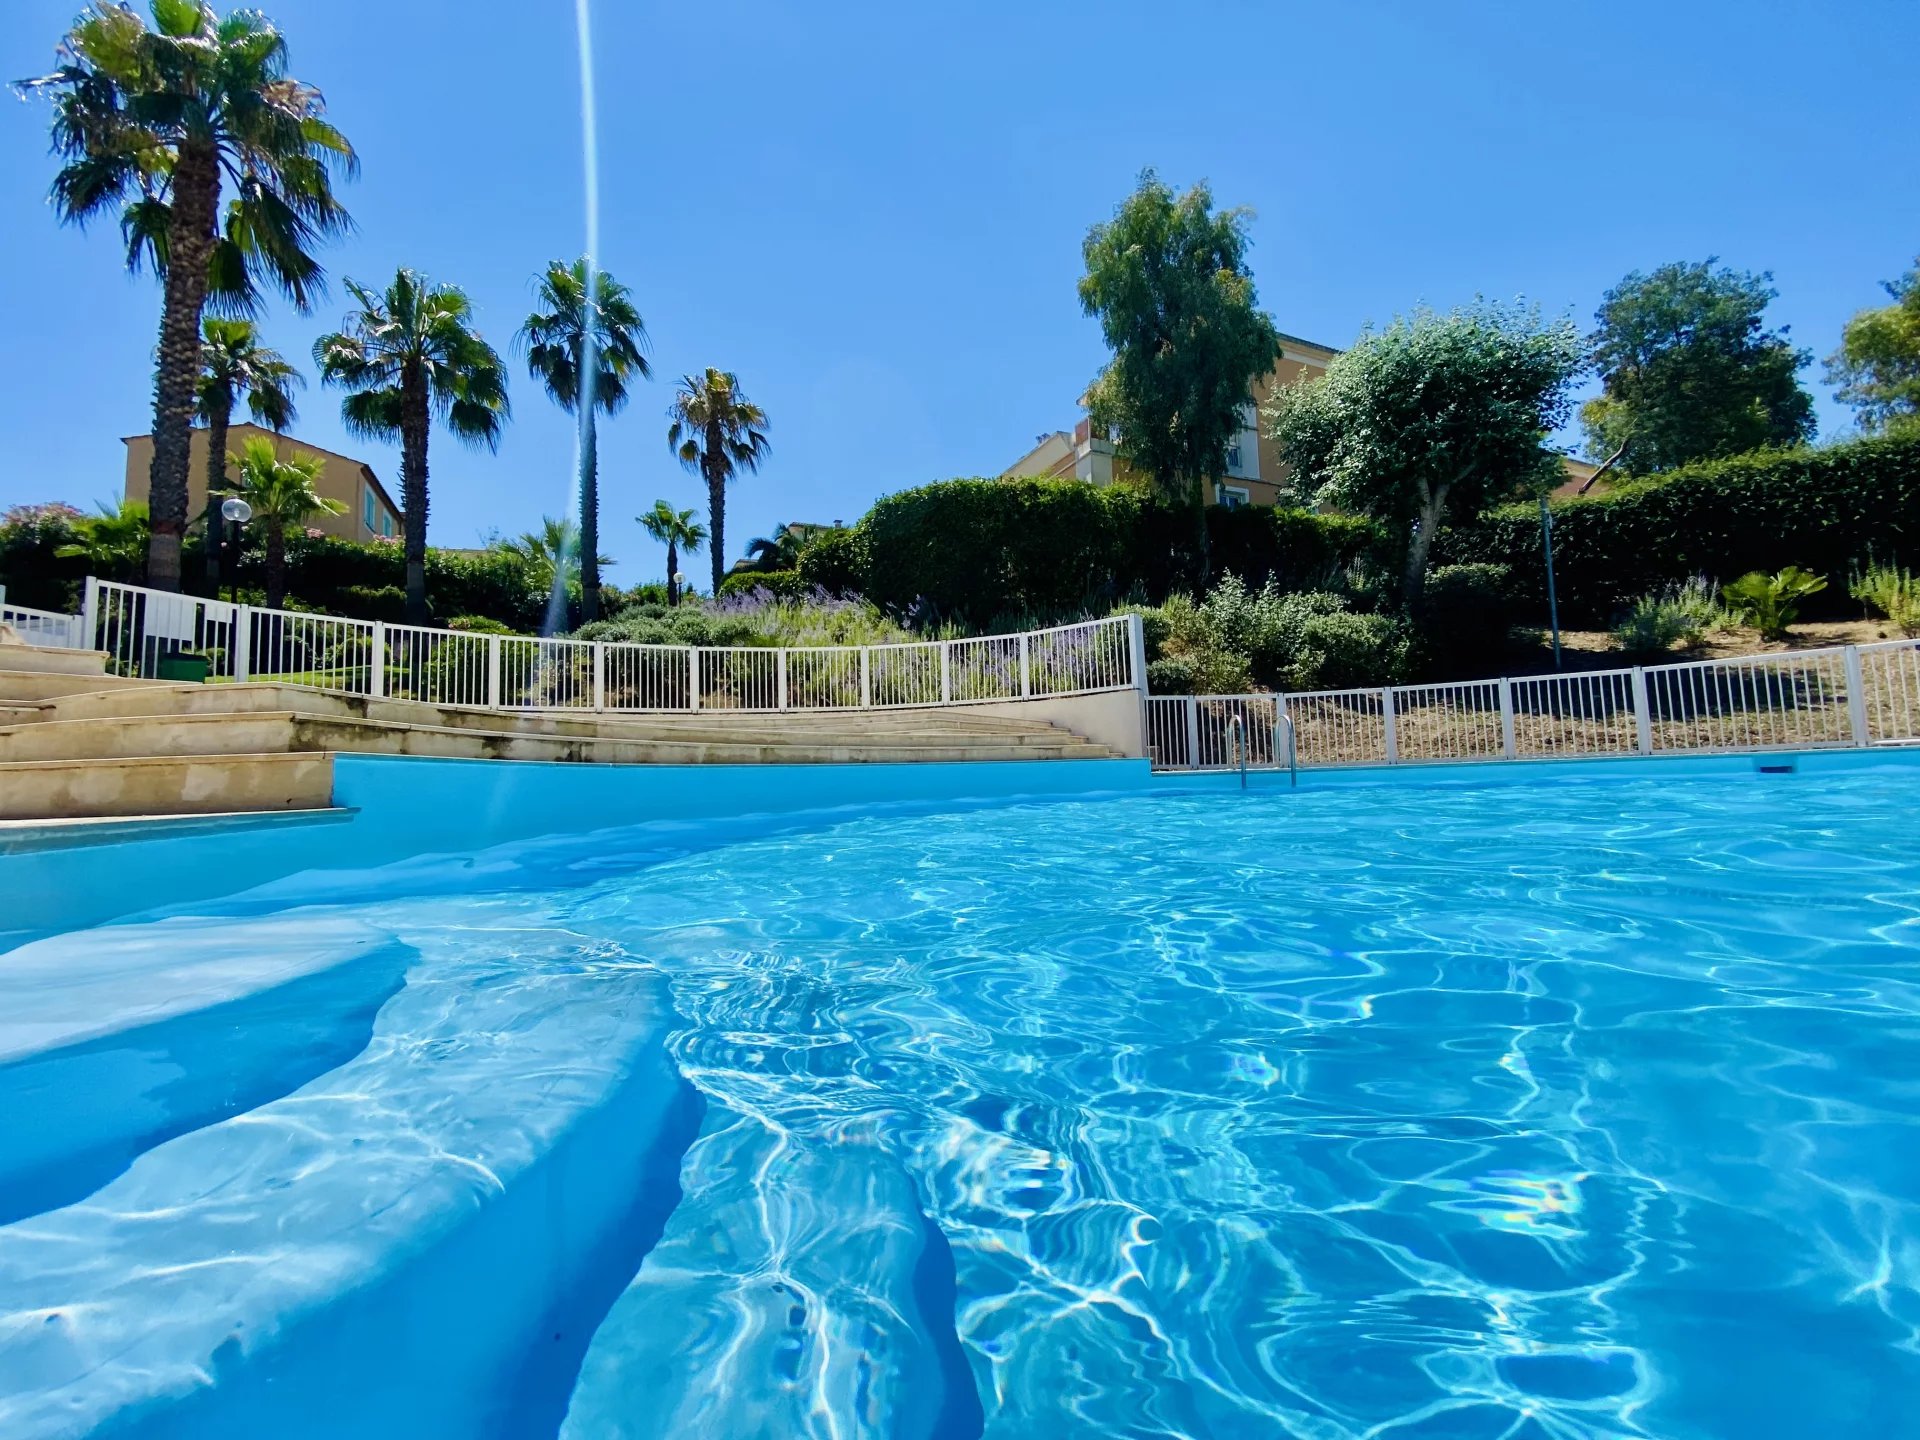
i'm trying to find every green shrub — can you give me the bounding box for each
[1440,434,1920,626]
[1612,588,1709,656]
[445,614,514,635]
[0,502,89,611]
[795,527,868,596]
[1291,611,1413,690]
[336,584,408,623]
[1417,562,1516,677]
[1723,567,1828,641]
[1145,656,1198,694]
[717,569,808,601]
[1851,560,1920,636]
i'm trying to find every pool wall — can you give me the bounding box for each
[0,754,1152,942]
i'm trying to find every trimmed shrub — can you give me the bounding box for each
[717,569,808,601]
[336,584,408,623]
[445,614,514,635]
[1418,562,1515,677]
[1145,656,1198,695]
[795,527,868,596]
[1292,611,1413,691]
[1439,435,1920,627]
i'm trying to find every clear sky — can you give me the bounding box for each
[4,0,1916,587]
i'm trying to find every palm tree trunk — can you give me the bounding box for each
[203,391,232,592]
[400,365,432,625]
[707,419,727,597]
[666,539,679,606]
[265,519,287,610]
[146,144,221,593]
[579,409,600,623]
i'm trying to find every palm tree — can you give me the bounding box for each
[20,2,354,593]
[741,524,804,574]
[197,317,302,587]
[638,500,706,606]
[667,369,770,596]
[313,269,510,624]
[54,500,151,581]
[494,516,599,599]
[518,259,648,624]
[230,436,342,608]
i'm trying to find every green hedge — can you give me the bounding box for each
[717,569,809,601]
[1440,435,1920,627]
[856,477,1380,620]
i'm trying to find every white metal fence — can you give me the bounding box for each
[57,578,1144,714]
[1,591,84,649]
[1148,641,1920,772]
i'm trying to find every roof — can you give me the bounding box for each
[123,422,404,518]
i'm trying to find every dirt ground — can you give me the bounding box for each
[1509,619,1907,676]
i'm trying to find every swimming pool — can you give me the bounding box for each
[4,762,1919,1437]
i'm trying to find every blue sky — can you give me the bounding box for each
[4,0,1916,587]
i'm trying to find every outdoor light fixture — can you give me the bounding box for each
[221,497,252,604]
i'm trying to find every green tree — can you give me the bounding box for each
[1582,259,1815,473]
[54,499,151,581]
[1827,257,1920,438]
[196,317,302,586]
[313,269,510,624]
[742,524,803,574]
[638,500,706,606]
[19,1,354,593]
[667,369,770,596]
[1078,170,1281,584]
[1266,302,1581,604]
[229,435,341,607]
[493,516,612,600]
[518,258,650,623]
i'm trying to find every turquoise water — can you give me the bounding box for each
[4,768,1920,1437]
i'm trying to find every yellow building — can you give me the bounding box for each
[1004,331,1595,504]
[123,423,404,543]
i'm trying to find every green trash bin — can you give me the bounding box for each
[155,652,211,684]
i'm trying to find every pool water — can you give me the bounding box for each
[4,768,1920,1437]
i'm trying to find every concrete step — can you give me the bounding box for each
[0,643,109,677]
[0,711,1114,767]
[23,683,1098,749]
[0,668,169,703]
[0,753,333,822]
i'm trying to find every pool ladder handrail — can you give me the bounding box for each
[1279,709,1297,789]
[1228,712,1248,789]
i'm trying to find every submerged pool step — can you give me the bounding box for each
[562,1112,977,1440]
[0,935,690,1440]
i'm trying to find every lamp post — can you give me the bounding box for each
[220,497,252,605]
[1539,496,1562,669]
[672,570,686,607]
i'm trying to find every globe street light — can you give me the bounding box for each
[220,497,252,605]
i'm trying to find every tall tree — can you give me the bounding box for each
[1826,257,1920,438]
[638,500,706,606]
[20,1,354,592]
[667,369,769,596]
[196,317,301,586]
[229,435,340,607]
[518,258,650,623]
[1582,259,1815,473]
[1078,170,1280,584]
[742,524,804,574]
[313,269,510,624]
[1267,302,1582,605]
[493,516,610,601]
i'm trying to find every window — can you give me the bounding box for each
[363,487,376,532]
[1225,443,1242,472]
[1218,484,1251,510]
[381,510,394,538]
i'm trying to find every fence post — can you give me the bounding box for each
[1498,677,1516,759]
[1184,695,1200,769]
[1844,645,1870,746]
[368,621,386,699]
[1126,612,1148,694]
[592,642,606,710]
[777,649,790,711]
[940,642,952,704]
[1382,687,1398,764]
[1019,633,1031,699]
[859,648,872,708]
[486,634,502,709]
[233,605,252,683]
[1630,666,1653,754]
[80,576,99,653]
[689,648,701,711]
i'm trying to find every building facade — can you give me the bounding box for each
[1004,330,1595,504]
[123,424,404,543]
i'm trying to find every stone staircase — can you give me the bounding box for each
[0,639,1119,822]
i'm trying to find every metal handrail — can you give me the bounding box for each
[1228,712,1249,789]
[1279,710,1297,788]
